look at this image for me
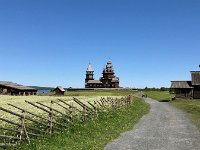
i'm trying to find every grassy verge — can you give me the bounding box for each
[171,99,200,132]
[143,91,173,101]
[13,97,149,150]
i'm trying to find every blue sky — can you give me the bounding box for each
[0,0,200,88]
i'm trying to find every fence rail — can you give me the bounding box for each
[0,95,133,148]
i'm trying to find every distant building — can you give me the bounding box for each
[53,86,65,95]
[170,68,200,99]
[0,81,37,96]
[85,60,120,88]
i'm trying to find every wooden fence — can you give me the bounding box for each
[0,95,132,148]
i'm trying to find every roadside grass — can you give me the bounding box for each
[12,97,149,150]
[171,99,200,132]
[143,91,173,101]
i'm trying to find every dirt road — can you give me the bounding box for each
[104,97,200,150]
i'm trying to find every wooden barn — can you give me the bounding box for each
[0,81,37,96]
[170,81,193,99]
[170,69,200,99]
[53,86,65,95]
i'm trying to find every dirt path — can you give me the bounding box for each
[104,96,200,150]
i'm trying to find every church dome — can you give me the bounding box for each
[87,63,93,71]
[106,60,113,68]
[107,60,112,65]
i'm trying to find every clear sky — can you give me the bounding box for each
[0,0,200,88]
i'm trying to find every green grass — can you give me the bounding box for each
[0,89,135,126]
[65,89,135,97]
[143,91,173,101]
[171,99,200,132]
[12,97,149,150]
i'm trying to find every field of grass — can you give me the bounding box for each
[0,90,135,126]
[13,97,149,150]
[171,99,200,132]
[65,89,135,97]
[143,91,173,101]
[0,95,96,126]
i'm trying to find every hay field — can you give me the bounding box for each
[0,95,122,126]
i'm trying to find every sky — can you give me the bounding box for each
[0,0,200,88]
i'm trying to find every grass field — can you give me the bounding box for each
[143,91,173,101]
[0,95,96,126]
[14,97,149,150]
[0,90,135,126]
[65,89,135,96]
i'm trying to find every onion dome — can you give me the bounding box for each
[87,63,93,72]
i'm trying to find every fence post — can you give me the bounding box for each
[111,98,115,109]
[69,102,74,122]
[83,106,86,121]
[16,110,30,144]
[125,96,127,107]
[129,95,132,105]
[47,101,53,134]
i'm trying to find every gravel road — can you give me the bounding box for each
[104,97,200,150]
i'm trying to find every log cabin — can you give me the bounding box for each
[170,70,200,99]
[0,81,37,96]
[53,86,65,95]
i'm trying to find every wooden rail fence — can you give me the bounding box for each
[0,95,133,148]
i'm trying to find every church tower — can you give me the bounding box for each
[85,63,94,87]
[100,60,119,88]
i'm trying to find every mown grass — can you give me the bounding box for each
[171,99,200,132]
[12,97,149,150]
[143,91,173,101]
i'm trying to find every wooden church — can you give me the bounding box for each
[85,60,120,88]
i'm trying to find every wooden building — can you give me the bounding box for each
[170,81,193,99]
[191,71,200,99]
[0,81,37,96]
[53,86,65,95]
[170,69,200,99]
[85,60,119,88]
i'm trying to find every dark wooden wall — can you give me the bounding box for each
[193,86,200,99]
[174,89,193,99]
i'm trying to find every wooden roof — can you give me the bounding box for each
[191,71,200,85]
[111,77,119,82]
[87,80,102,84]
[0,81,37,91]
[170,81,193,89]
[54,86,65,92]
